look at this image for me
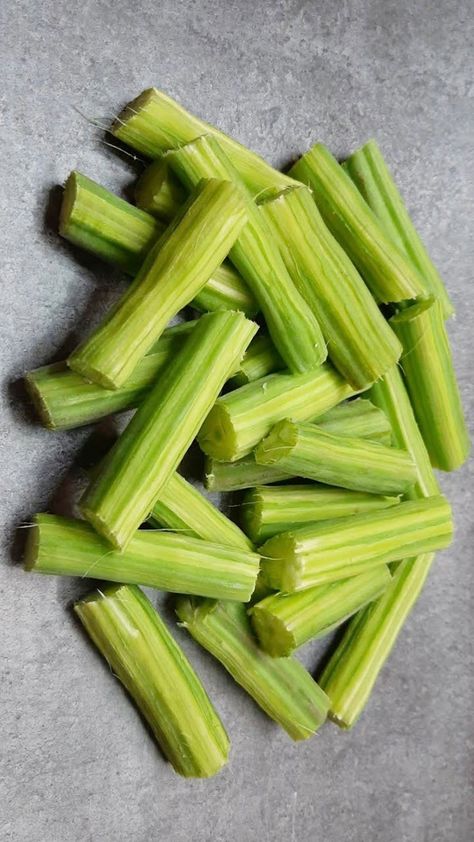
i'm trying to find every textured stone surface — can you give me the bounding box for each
[1,1,473,840]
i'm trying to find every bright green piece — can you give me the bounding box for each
[149,472,253,551]
[111,87,297,196]
[259,185,402,388]
[391,298,470,471]
[289,143,426,304]
[25,514,259,602]
[68,178,249,389]
[175,599,329,741]
[198,364,357,463]
[343,139,454,318]
[259,496,452,592]
[249,565,391,657]
[255,420,416,495]
[75,584,229,777]
[25,321,195,430]
[319,552,434,728]
[241,485,401,544]
[81,311,257,550]
[166,135,327,374]
[60,171,256,314]
[135,158,186,220]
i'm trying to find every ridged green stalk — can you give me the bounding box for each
[259,496,452,592]
[259,185,401,387]
[60,171,256,314]
[289,143,426,304]
[249,565,391,656]
[135,159,186,220]
[204,397,393,490]
[231,334,283,386]
[75,584,229,777]
[112,87,297,196]
[25,322,195,430]
[81,311,257,550]
[175,599,329,741]
[25,514,259,602]
[242,485,401,544]
[391,298,470,471]
[149,472,252,550]
[319,365,441,727]
[198,364,357,463]
[319,553,434,728]
[343,139,454,318]
[68,179,249,389]
[255,420,416,496]
[166,135,327,374]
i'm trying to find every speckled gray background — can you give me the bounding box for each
[1,1,473,840]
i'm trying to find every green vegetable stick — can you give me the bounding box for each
[319,552,434,728]
[135,159,187,220]
[241,485,401,544]
[60,171,257,315]
[75,584,229,777]
[259,495,452,592]
[255,420,416,496]
[369,365,440,500]
[111,87,297,196]
[390,298,470,471]
[149,472,253,551]
[25,514,260,602]
[175,599,329,741]
[289,143,426,304]
[25,321,195,430]
[165,135,327,374]
[198,364,358,463]
[249,565,391,657]
[204,397,393,491]
[81,310,257,550]
[318,365,441,727]
[68,178,249,389]
[259,185,402,388]
[343,139,454,318]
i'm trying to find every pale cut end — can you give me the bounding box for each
[198,403,238,462]
[24,371,56,430]
[254,419,298,466]
[248,603,296,658]
[80,505,123,552]
[111,88,159,138]
[59,171,79,237]
[23,518,40,571]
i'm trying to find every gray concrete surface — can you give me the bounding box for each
[1,1,473,840]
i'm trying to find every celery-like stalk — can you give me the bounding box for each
[255,420,416,495]
[319,553,434,728]
[259,185,402,388]
[198,364,357,463]
[289,143,426,304]
[369,365,440,499]
[81,311,257,550]
[25,514,259,601]
[68,179,249,389]
[204,397,393,490]
[231,334,283,386]
[390,299,470,471]
[112,87,297,197]
[319,365,441,727]
[166,135,327,374]
[343,139,454,318]
[60,172,256,315]
[249,566,391,656]
[175,599,329,741]
[149,472,252,551]
[259,496,452,592]
[135,159,186,220]
[75,584,229,777]
[25,322,195,430]
[242,485,401,544]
